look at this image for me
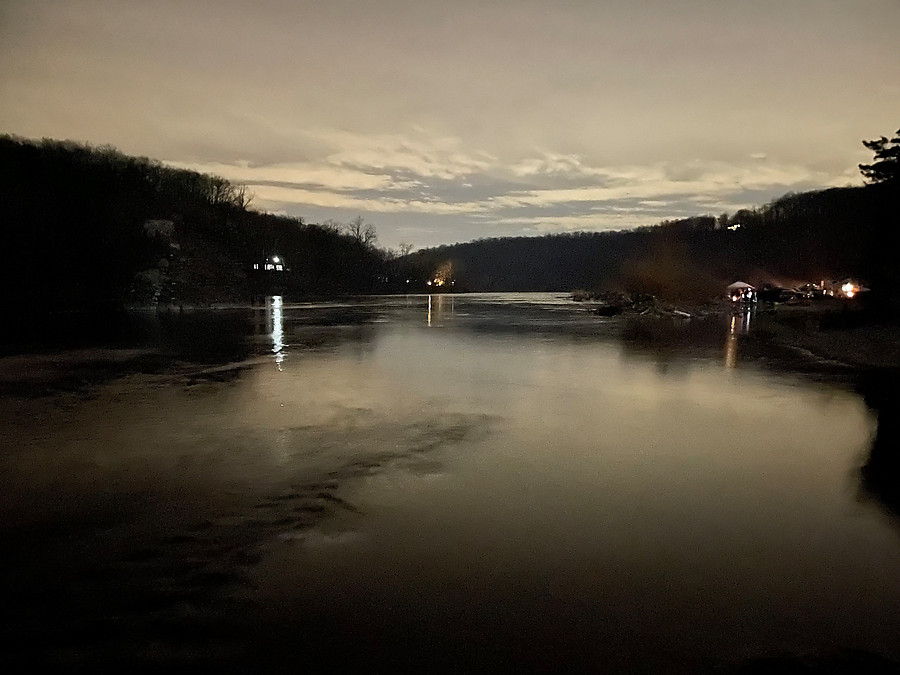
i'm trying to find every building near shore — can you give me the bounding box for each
[726,281,756,304]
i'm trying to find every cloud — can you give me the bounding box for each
[249,183,488,215]
[2,0,896,249]
[308,128,495,180]
[167,160,408,192]
[169,145,862,246]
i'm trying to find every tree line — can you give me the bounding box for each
[2,128,896,312]
[409,128,899,305]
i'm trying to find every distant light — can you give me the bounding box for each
[272,256,280,263]
[426,280,432,286]
[841,282,855,295]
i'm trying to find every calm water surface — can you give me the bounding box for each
[1,294,898,672]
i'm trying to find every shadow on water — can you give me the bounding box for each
[0,298,384,396]
[0,310,256,397]
[856,370,900,521]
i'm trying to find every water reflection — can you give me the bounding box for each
[426,294,456,327]
[270,295,285,368]
[857,371,900,520]
[725,310,752,369]
[4,294,900,671]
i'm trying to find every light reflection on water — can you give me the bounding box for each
[1,293,898,671]
[270,295,284,368]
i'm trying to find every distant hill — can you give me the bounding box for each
[0,135,392,311]
[408,183,898,303]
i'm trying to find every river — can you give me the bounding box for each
[2,293,899,672]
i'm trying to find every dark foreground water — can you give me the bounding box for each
[2,294,899,672]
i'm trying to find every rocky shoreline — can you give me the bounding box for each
[573,289,900,372]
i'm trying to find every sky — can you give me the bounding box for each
[1,0,898,250]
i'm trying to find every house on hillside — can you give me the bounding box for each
[252,255,287,272]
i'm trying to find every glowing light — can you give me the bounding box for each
[432,261,453,288]
[272,256,280,263]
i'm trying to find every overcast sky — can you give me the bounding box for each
[2,0,898,249]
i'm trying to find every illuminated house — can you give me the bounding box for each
[252,255,287,272]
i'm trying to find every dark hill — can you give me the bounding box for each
[0,135,391,311]
[409,183,898,303]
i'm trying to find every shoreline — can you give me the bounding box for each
[741,303,900,372]
[3,293,898,374]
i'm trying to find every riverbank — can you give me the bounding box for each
[742,302,900,371]
[580,289,900,372]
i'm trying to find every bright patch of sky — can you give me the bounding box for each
[2,0,897,249]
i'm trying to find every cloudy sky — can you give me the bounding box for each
[2,0,898,250]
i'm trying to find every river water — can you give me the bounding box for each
[2,293,899,672]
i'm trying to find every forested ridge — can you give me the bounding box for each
[411,128,899,305]
[411,182,898,301]
[0,135,394,311]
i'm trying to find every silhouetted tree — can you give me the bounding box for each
[859,128,900,184]
[344,215,378,247]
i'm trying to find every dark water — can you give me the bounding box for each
[2,294,899,672]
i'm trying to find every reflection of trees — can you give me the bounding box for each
[252,302,380,356]
[618,316,730,372]
[857,371,900,519]
[154,310,254,364]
